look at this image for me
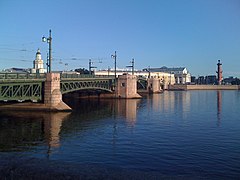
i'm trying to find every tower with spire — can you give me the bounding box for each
[31,49,47,73]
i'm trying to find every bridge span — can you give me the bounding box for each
[0,73,164,111]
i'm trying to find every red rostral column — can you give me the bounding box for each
[216,60,223,85]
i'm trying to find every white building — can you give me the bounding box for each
[94,69,175,85]
[144,66,191,84]
[31,49,46,74]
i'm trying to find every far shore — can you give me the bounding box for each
[168,84,240,91]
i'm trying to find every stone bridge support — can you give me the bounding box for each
[148,78,162,93]
[116,74,141,98]
[44,73,71,111]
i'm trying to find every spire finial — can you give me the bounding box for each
[36,48,41,54]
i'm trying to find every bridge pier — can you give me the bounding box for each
[116,74,141,98]
[147,78,163,93]
[44,73,71,111]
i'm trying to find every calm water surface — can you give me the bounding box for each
[0,90,240,178]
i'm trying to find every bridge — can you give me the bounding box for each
[0,72,164,111]
[0,73,114,101]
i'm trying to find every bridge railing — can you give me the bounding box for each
[0,72,115,81]
[60,73,115,79]
[0,73,46,80]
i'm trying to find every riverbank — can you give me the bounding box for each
[168,84,240,90]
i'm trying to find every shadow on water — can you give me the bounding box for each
[0,111,70,153]
[0,95,142,154]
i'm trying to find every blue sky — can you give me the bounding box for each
[0,0,239,77]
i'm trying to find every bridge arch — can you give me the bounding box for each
[60,79,113,94]
[137,77,148,90]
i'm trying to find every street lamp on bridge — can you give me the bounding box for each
[42,30,52,73]
[89,59,97,75]
[111,51,117,81]
[126,58,135,75]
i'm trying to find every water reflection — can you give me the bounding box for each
[0,98,141,153]
[0,91,240,178]
[0,111,70,153]
[116,99,141,126]
[43,113,70,157]
[151,91,191,117]
[217,91,222,126]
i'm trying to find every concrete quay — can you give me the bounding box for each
[168,84,240,90]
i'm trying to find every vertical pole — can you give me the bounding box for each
[148,66,150,78]
[114,51,117,81]
[108,66,110,77]
[47,53,49,73]
[132,58,134,75]
[49,30,52,73]
[89,59,91,75]
[111,51,117,89]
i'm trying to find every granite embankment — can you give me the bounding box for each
[169,85,240,90]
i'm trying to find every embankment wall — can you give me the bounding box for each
[168,85,240,90]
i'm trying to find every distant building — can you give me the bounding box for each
[223,77,240,85]
[194,75,217,85]
[197,76,205,84]
[95,69,175,86]
[31,49,47,73]
[2,68,29,73]
[223,76,234,85]
[143,66,191,84]
[191,76,196,83]
[205,75,217,85]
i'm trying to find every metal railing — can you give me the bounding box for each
[60,73,115,79]
[0,73,115,80]
[0,73,46,80]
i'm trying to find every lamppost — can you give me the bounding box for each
[108,66,110,77]
[148,66,151,78]
[42,30,52,73]
[126,58,135,75]
[88,59,97,75]
[111,51,117,81]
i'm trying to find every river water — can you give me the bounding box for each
[0,90,239,179]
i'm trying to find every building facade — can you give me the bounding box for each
[31,49,46,73]
[94,69,175,86]
[144,66,191,84]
